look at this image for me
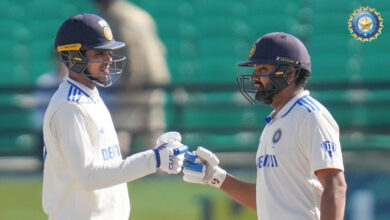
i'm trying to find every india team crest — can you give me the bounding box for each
[272,129,282,144]
[348,6,383,42]
[98,20,113,41]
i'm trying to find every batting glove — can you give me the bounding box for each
[183,146,227,188]
[153,132,188,174]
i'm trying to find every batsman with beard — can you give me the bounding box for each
[182,32,347,220]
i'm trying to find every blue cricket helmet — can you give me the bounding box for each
[55,13,126,88]
[55,13,125,51]
[237,32,311,105]
[238,32,311,73]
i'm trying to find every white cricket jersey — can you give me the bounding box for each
[256,90,344,220]
[42,78,157,220]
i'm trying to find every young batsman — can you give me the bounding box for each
[42,13,186,220]
[183,32,347,220]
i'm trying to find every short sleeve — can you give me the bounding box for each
[299,111,344,174]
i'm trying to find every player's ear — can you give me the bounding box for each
[286,66,296,83]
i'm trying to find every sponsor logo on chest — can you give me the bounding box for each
[257,154,279,168]
[101,144,121,161]
[257,128,282,169]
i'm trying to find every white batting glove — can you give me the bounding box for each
[153,132,188,174]
[183,146,227,188]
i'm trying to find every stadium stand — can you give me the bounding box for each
[0,0,389,154]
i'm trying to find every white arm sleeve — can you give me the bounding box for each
[52,104,157,190]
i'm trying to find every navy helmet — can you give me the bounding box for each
[237,32,311,104]
[55,13,126,87]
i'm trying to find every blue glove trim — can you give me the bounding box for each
[153,148,160,168]
[184,151,198,163]
[184,161,204,172]
[173,145,189,155]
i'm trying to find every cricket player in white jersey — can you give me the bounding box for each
[183,32,347,220]
[42,13,187,220]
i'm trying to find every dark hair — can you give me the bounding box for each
[295,68,311,88]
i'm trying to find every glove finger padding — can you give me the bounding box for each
[183,168,206,184]
[195,146,219,167]
[183,155,206,184]
[175,153,185,168]
[182,148,227,188]
[156,132,182,146]
[184,151,202,164]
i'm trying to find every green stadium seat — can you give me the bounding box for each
[310,53,351,82]
[25,0,83,20]
[341,133,390,151]
[174,98,269,129]
[0,60,31,85]
[0,40,19,60]
[248,14,298,37]
[157,18,197,39]
[135,0,194,19]
[182,131,260,152]
[312,0,357,13]
[195,17,250,38]
[0,134,40,156]
[167,57,199,83]
[194,0,248,18]
[0,20,22,39]
[163,38,196,59]
[357,34,390,54]
[248,0,301,16]
[309,34,352,54]
[0,2,25,20]
[311,12,350,34]
[196,56,245,83]
[359,53,390,80]
[27,19,61,41]
[197,37,250,58]
[312,89,390,131]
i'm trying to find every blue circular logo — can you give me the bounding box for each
[272,129,281,143]
[348,7,383,42]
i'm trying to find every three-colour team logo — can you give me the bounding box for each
[348,6,383,42]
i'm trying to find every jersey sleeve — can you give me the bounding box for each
[299,111,344,174]
[51,104,157,190]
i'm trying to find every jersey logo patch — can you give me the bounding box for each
[272,129,282,143]
[321,141,336,158]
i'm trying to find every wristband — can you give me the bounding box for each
[153,148,160,168]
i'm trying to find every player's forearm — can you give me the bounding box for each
[220,174,257,210]
[320,182,347,220]
[78,150,157,190]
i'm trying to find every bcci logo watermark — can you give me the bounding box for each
[348,6,383,42]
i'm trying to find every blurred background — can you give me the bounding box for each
[0,0,389,219]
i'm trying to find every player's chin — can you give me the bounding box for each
[96,75,109,83]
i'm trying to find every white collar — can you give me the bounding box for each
[66,77,100,102]
[265,90,310,124]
